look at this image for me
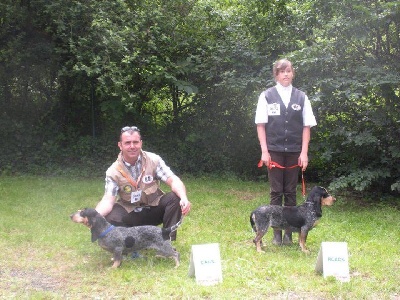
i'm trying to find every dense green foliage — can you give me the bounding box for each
[0,0,399,197]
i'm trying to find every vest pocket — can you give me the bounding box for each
[141,184,164,206]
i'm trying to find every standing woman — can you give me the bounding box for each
[255,59,317,245]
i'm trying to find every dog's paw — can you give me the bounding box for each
[111,260,122,268]
[301,248,310,255]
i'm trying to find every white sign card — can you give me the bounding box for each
[188,243,223,286]
[315,242,350,282]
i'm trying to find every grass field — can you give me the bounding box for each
[0,175,399,299]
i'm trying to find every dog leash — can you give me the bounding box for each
[166,216,184,242]
[258,160,306,198]
[170,216,184,233]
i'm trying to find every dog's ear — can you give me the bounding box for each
[313,191,322,217]
[308,187,323,217]
[91,230,100,243]
[316,199,322,217]
[81,208,101,241]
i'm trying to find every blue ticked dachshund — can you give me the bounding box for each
[70,208,181,268]
[250,186,336,253]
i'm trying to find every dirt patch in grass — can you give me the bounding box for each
[1,267,62,290]
[228,189,265,201]
[0,266,66,297]
[0,243,80,298]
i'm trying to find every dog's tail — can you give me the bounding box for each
[161,216,184,241]
[250,212,256,232]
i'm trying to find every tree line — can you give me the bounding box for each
[1,0,399,197]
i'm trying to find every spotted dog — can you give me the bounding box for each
[70,208,181,268]
[250,186,336,253]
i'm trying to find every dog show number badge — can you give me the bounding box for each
[130,190,142,203]
[142,175,153,184]
[291,103,302,111]
[268,103,280,116]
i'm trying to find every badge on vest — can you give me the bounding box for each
[268,103,280,116]
[131,190,142,203]
[291,104,302,111]
[142,175,153,184]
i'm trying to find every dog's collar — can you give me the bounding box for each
[98,225,115,239]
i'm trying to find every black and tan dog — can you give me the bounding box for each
[70,208,181,268]
[250,186,335,253]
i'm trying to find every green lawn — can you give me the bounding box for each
[0,176,399,299]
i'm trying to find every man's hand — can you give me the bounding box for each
[180,198,191,215]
